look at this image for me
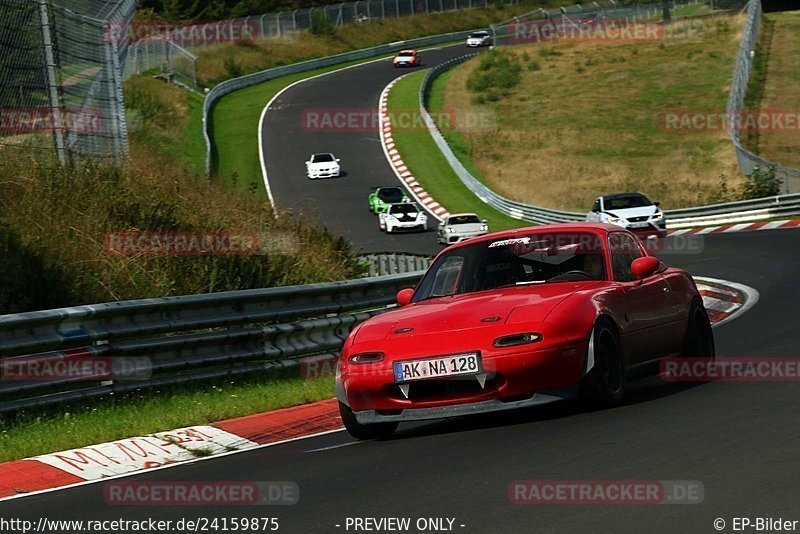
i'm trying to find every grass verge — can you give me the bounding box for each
[439,14,747,211]
[744,10,800,169]
[387,70,526,231]
[0,367,334,463]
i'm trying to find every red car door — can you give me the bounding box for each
[608,232,682,365]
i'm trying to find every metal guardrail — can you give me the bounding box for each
[202,30,478,178]
[727,0,800,195]
[417,3,800,228]
[0,272,423,413]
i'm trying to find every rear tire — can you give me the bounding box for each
[339,401,398,440]
[580,320,626,406]
[684,300,715,360]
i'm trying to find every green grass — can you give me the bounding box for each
[387,70,526,231]
[0,367,335,463]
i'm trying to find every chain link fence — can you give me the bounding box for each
[0,0,135,163]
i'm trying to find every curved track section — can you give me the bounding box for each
[2,230,798,534]
[260,45,474,255]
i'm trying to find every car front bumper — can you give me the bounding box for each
[355,386,577,423]
[442,231,487,244]
[339,340,588,416]
[388,222,427,232]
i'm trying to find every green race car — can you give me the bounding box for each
[368,186,410,214]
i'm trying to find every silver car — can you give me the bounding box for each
[437,213,488,245]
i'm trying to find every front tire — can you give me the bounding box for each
[580,320,626,406]
[339,401,398,440]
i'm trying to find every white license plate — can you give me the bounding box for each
[629,222,649,228]
[393,353,481,382]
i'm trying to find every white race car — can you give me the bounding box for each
[585,192,667,239]
[466,30,492,47]
[306,153,341,179]
[378,203,427,233]
[437,213,488,245]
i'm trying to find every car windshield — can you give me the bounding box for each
[312,154,334,162]
[449,215,481,225]
[390,204,418,215]
[604,194,652,210]
[378,188,404,203]
[469,32,488,38]
[412,232,605,301]
[397,51,414,57]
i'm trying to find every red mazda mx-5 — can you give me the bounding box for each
[336,223,715,439]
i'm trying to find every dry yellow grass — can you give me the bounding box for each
[749,10,800,169]
[442,15,747,211]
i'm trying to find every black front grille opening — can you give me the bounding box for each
[628,216,649,222]
[388,374,503,400]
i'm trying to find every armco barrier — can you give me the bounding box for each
[0,272,423,413]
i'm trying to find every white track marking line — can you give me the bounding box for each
[305,441,359,453]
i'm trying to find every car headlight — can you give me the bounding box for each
[348,352,385,364]
[606,216,624,225]
[480,224,488,231]
[652,211,663,219]
[493,333,542,348]
[447,227,457,233]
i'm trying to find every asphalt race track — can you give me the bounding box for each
[260,44,477,256]
[4,229,799,533]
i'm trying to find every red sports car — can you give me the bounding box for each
[336,223,715,439]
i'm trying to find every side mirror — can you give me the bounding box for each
[336,158,341,162]
[631,256,659,279]
[305,161,310,165]
[396,288,414,307]
[482,219,487,224]
[654,201,660,207]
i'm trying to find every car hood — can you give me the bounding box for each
[449,222,484,233]
[605,205,657,219]
[308,161,338,169]
[353,282,598,344]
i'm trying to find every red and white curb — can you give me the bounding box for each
[0,399,343,502]
[694,277,759,328]
[379,76,449,222]
[668,219,800,237]
[0,277,757,502]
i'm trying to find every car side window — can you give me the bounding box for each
[608,233,644,282]
[430,256,463,296]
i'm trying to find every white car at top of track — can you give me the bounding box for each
[306,153,341,179]
[378,203,427,233]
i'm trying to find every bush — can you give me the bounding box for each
[310,10,335,35]
[223,57,243,78]
[467,49,522,99]
[741,166,781,199]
